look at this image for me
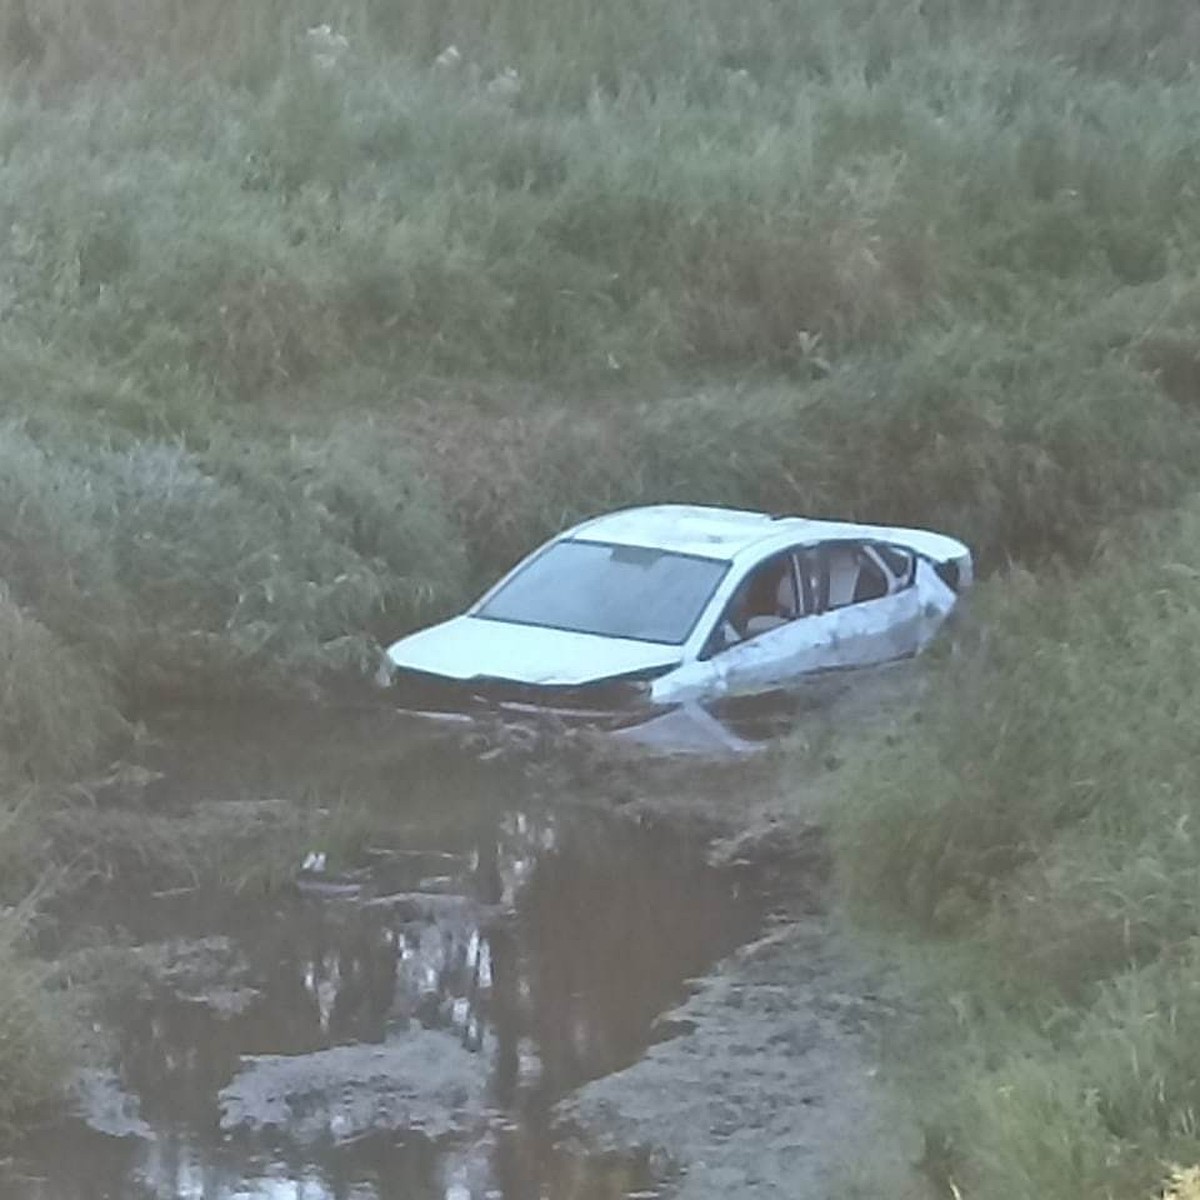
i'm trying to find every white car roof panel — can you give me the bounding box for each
[569,505,790,559]
[567,505,967,564]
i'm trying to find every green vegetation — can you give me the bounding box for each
[0,914,70,1134]
[828,504,1200,1200]
[0,422,464,702]
[3,0,1200,1161]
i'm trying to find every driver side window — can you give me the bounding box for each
[702,553,800,658]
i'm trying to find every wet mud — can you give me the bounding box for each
[563,920,926,1199]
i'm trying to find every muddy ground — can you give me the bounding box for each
[562,920,926,1199]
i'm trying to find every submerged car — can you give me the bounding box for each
[382,505,972,725]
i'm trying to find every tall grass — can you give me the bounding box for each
[827,502,1200,1198]
[0,422,465,704]
[421,319,1200,584]
[0,911,70,1134]
[0,588,119,779]
[0,0,1197,602]
[9,0,1200,89]
[5,0,1200,387]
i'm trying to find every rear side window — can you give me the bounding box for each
[825,544,889,609]
[876,544,916,589]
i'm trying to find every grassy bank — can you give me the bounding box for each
[4,0,1200,1149]
[827,503,1200,1200]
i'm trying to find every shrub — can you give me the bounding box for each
[0,423,466,701]
[420,316,1200,591]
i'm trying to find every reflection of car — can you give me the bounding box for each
[382,505,972,723]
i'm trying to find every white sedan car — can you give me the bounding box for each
[383,505,972,721]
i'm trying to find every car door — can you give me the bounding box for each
[700,619,831,697]
[675,548,836,700]
[819,542,923,668]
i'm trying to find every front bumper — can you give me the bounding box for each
[386,668,668,733]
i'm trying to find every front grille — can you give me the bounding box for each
[389,668,661,725]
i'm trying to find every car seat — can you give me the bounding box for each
[744,570,796,636]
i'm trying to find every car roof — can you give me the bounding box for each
[565,504,967,564]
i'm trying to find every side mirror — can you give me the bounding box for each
[700,620,741,661]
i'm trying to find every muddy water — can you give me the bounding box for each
[5,711,763,1200]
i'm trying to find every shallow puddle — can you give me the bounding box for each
[6,717,763,1200]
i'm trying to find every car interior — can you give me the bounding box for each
[742,557,799,636]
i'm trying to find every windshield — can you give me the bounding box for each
[475,540,729,645]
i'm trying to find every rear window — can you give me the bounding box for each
[476,540,729,645]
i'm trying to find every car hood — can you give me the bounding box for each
[386,616,682,687]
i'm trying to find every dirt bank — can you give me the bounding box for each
[561,919,927,1199]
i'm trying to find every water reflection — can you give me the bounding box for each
[10,749,759,1200]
